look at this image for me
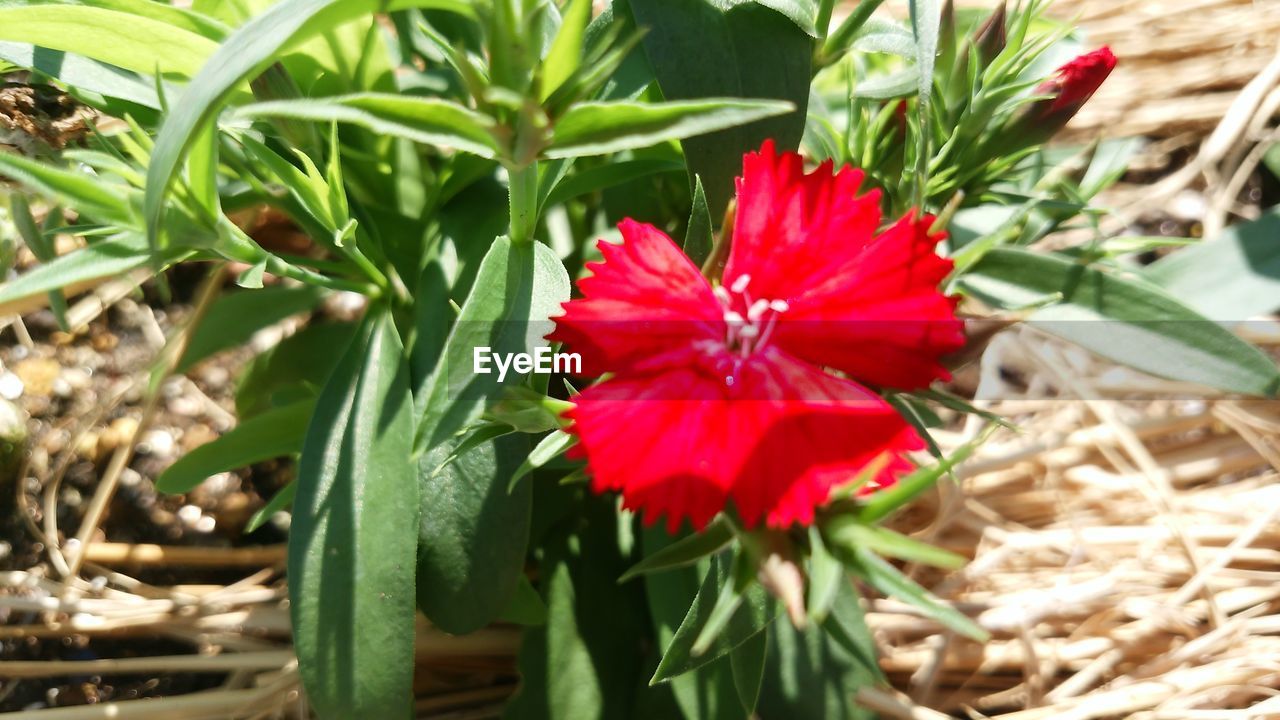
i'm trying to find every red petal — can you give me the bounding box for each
[723,140,883,302]
[565,346,922,532]
[548,219,724,376]
[774,212,965,389]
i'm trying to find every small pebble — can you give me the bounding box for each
[138,429,175,458]
[177,504,202,526]
[0,371,24,400]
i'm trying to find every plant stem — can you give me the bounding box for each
[507,162,539,242]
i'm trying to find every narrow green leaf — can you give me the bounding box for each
[729,630,767,715]
[542,157,685,210]
[0,4,219,76]
[289,308,418,719]
[852,67,919,99]
[960,248,1280,396]
[415,236,571,452]
[1146,209,1280,321]
[143,0,475,245]
[850,547,987,641]
[179,285,327,373]
[651,555,777,684]
[245,480,297,533]
[0,41,160,110]
[508,429,577,491]
[825,520,964,570]
[156,400,313,494]
[0,233,164,317]
[498,575,548,626]
[851,19,916,56]
[546,98,793,158]
[627,0,813,215]
[9,194,68,330]
[619,515,734,584]
[908,0,938,203]
[683,174,714,266]
[856,435,982,524]
[0,152,132,224]
[541,0,592,99]
[757,580,880,719]
[235,321,358,419]
[805,527,841,624]
[505,498,653,719]
[235,94,501,159]
[416,432,532,635]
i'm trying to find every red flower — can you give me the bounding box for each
[549,141,964,532]
[1037,46,1116,115]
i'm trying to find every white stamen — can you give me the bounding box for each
[714,273,787,357]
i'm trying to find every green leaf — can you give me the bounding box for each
[179,285,327,373]
[652,555,777,684]
[545,98,793,158]
[757,581,879,720]
[416,431,532,635]
[0,3,219,76]
[824,520,964,570]
[0,42,160,109]
[9,194,68,330]
[729,628,767,715]
[960,248,1280,397]
[235,94,502,159]
[0,234,163,317]
[849,547,987,641]
[542,157,684,210]
[619,515,734,584]
[683,174,714,266]
[641,527,748,720]
[0,152,132,224]
[805,527,841,624]
[748,0,819,35]
[415,236,571,452]
[852,67,919,99]
[143,0,475,245]
[498,575,548,626]
[155,400,313,494]
[1146,209,1280,321]
[505,498,653,719]
[629,0,812,215]
[508,429,577,491]
[851,18,916,56]
[908,0,938,203]
[288,307,418,719]
[541,0,592,99]
[856,435,983,524]
[235,321,358,419]
[245,480,297,533]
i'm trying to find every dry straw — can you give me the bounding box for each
[4,1,1280,718]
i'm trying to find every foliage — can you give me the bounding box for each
[0,0,1274,717]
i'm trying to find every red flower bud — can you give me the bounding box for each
[1036,46,1117,116]
[999,47,1116,151]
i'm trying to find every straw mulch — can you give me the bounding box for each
[3,2,1280,719]
[864,325,1280,720]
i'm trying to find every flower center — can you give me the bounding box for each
[713,274,788,358]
